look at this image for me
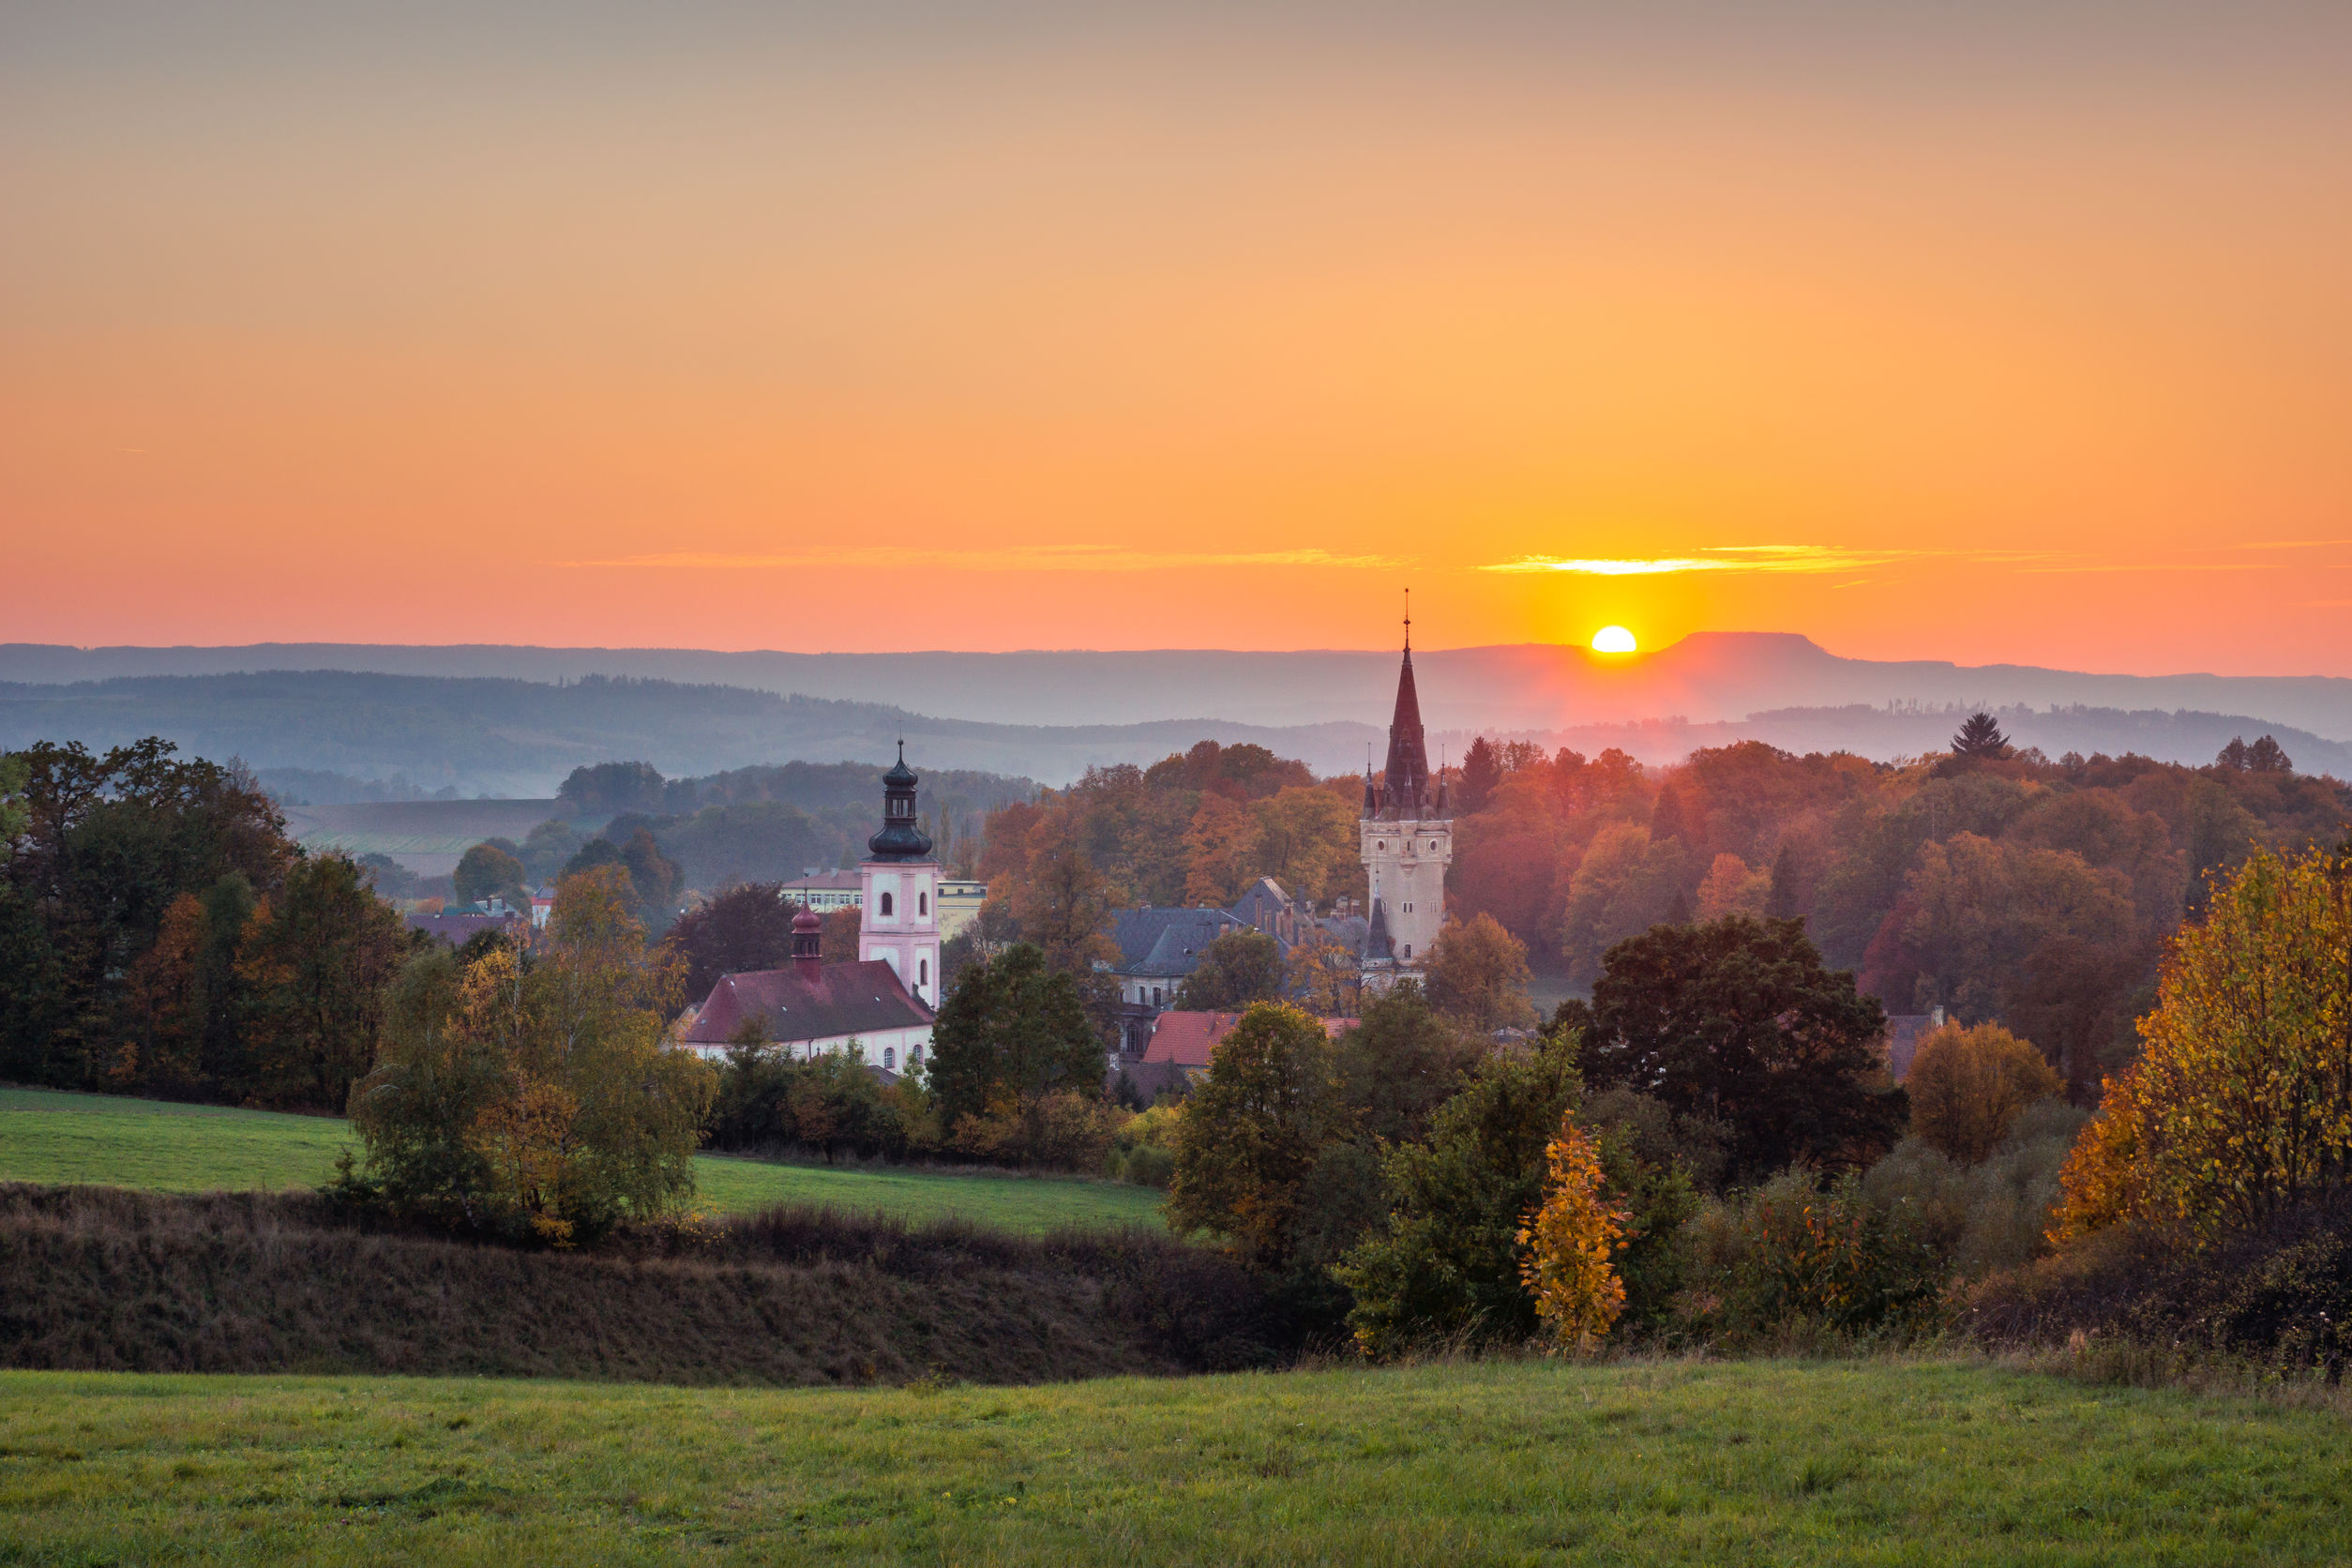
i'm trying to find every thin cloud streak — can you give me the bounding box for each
[1482,545,1937,576]
[564,546,1410,573]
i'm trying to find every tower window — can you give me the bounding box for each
[919,957,928,986]
[879,892,895,916]
[918,891,928,916]
[1429,840,1438,851]
[1402,943,1412,958]
[1376,840,1386,852]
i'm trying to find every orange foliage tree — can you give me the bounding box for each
[2053,842,2352,1244]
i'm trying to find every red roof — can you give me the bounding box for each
[681,959,933,1048]
[1141,1009,1351,1067]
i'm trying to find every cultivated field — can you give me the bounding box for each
[0,1088,1166,1235]
[3,1359,2344,1565]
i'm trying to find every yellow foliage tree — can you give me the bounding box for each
[1906,1021,2062,1164]
[2053,843,2352,1244]
[1516,1115,1628,1351]
[1696,853,1772,922]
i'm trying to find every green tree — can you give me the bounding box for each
[1175,928,1285,1010]
[454,841,527,908]
[1331,981,1480,1145]
[1573,914,1904,1183]
[927,942,1105,1129]
[1421,912,1537,1033]
[1335,1033,1582,1356]
[1952,712,2013,760]
[1167,1002,1341,1273]
[1457,736,1502,815]
[556,761,667,813]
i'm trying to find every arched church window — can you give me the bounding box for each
[919,891,928,916]
[880,892,895,916]
[883,1047,896,1070]
[919,957,928,987]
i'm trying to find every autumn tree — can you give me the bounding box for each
[1174,928,1285,1011]
[343,865,714,1243]
[1288,927,1364,1018]
[1905,1021,2062,1164]
[1571,914,1904,1182]
[1517,1118,1628,1351]
[1421,912,1537,1033]
[2054,842,2352,1243]
[235,852,411,1110]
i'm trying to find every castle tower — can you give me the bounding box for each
[1360,614,1453,968]
[859,742,942,1007]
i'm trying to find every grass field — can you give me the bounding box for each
[0,1087,1166,1235]
[4,1359,2346,1565]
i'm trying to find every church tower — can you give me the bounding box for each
[1360,611,1452,968]
[859,743,942,1008]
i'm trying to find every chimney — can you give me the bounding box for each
[792,906,822,971]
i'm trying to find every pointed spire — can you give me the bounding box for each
[1378,617,1429,821]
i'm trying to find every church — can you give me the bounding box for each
[677,744,942,1074]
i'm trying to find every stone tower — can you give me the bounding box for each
[1360,616,1452,968]
[858,742,942,1008]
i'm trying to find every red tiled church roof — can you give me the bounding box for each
[681,960,933,1048]
[1141,1009,1352,1068]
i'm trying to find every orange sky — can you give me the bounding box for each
[5,5,2350,674]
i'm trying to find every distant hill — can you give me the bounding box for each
[0,671,1378,794]
[3,660,2342,799]
[4,635,2347,739]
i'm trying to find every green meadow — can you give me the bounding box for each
[0,1086,1166,1235]
[4,1359,2346,1566]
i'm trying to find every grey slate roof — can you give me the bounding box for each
[1108,907,1247,977]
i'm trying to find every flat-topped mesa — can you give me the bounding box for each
[1359,622,1454,972]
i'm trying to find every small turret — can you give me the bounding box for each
[791,905,822,969]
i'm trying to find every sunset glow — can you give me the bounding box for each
[5,5,2351,672]
[1591,627,1638,656]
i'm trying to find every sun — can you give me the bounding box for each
[1591,626,1637,654]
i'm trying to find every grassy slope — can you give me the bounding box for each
[0,1087,1164,1236]
[5,1360,2348,1565]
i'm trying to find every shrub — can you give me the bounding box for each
[948,1091,1123,1169]
[1907,1021,2062,1164]
[2054,843,2352,1244]
[1863,1098,2089,1281]
[1681,1170,1947,1345]
[1108,1102,1184,1187]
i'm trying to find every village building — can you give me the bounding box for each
[677,748,940,1073]
[1115,1007,1355,1099]
[780,869,986,940]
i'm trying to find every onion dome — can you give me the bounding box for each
[866,741,937,862]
